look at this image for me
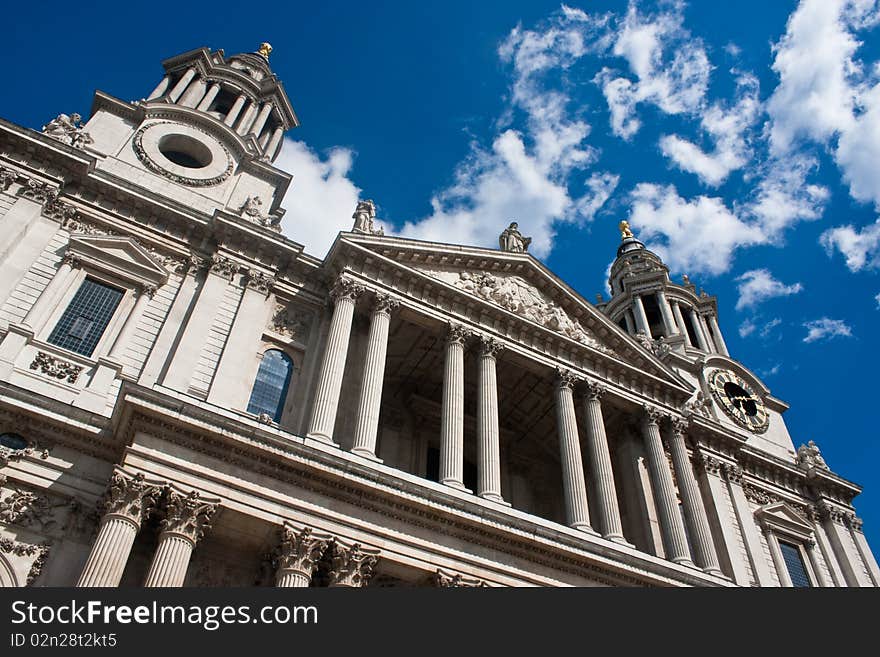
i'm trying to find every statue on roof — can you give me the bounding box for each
[258,42,273,59]
[499,221,531,253]
[619,220,634,240]
[352,199,384,236]
[796,440,829,471]
[42,113,94,149]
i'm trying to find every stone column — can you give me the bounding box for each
[622,310,635,334]
[698,314,716,353]
[352,294,398,460]
[657,290,678,336]
[667,421,722,574]
[763,527,792,587]
[249,102,274,138]
[848,516,880,586]
[179,77,207,108]
[555,370,595,534]
[723,462,775,586]
[167,68,197,103]
[476,336,505,504]
[440,323,470,490]
[143,488,219,587]
[641,407,693,565]
[809,508,845,586]
[689,309,709,351]
[306,277,364,444]
[632,295,650,337]
[224,93,248,127]
[147,75,171,100]
[264,127,284,160]
[806,538,832,587]
[196,83,222,112]
[708,314,730,356]
[328,541,380,587]
[107,285,156,362]
[818,502,870,587]
[235,102,258,135]
[671,301,692,347]
[76,469,163,587]
[274,523,331,588]
[21,252,82,332]
[580,382,625,542]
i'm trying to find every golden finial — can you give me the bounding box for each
[619,220,634,240]
[258,42,273,59]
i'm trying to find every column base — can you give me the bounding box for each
[702,566,725,577]
[673,557,697,568]
[606,534,635,548]
[479,492,511,507]
[571,523,600,536]
[441,479,472,494]
[351,447,383,463]
[306,432,340,448]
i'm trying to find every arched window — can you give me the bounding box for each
[246,349,294,422]
[0,433,28,450]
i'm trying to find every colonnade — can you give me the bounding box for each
[304,276,724,575]
[627,290,729,356]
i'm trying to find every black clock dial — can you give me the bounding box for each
[708,369,769,433]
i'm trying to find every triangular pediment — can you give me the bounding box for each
[334,233,690,389]
[68,235,170,286]
[755,502,815,537]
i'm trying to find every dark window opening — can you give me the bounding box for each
[641,294,666,339]
[684,311,701,347]
[0,433,28,450]
[779,540,812,587]
[48,278,124,357]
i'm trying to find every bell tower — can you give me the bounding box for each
[79,44,299,228]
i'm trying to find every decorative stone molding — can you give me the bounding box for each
[245,269,275,295]
[433,568,489,587]
[132,121,233,187]
[28,352,82,384]
[41,112,93,149]
[847,515,864,532]
[682,391,711,418]
[274,525,331,580]
[478,335,504,358]
[670,416,689,436]
[693,451,724,477]
[43,199,78,223]
[0,538,51,585]
[178,253,208,276]
[328,541,379,587]
[796,440,830,471]
[0,490,58,529]
[0,443,50,481]
[453,271,611,353]
[160,489,219,545]
[330,276,365,302]
[209,254,239,280]
[60,213,114,236]
[99,470,163,527]
[720,462,743,485]
[60,252,83,269]
[0,166,17,191]
[816,501,849,525]
[18,179,59,205]
[269,304,311,341]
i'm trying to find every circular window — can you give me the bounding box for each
[157,134,213,169]
[0,432,28,450]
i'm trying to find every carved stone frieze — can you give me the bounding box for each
[18,179,59,205]
[328,541,379,587]
[28,352,82,384]
[269,304,312,341]
[0,537,51,585]
[433,568,489,587]
[0,490,60,530]
[449,271,612,353]
[160,489,219,545]
[60,213,115,236]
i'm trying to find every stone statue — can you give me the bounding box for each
[240,196,264,218]
[42,113,93,149]
[619,220,634,239]
[351,199,384,235]
[796,440,829,470]
[258,42,273,59]
[498,221,531,253]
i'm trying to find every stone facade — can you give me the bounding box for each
[0,45,877,588]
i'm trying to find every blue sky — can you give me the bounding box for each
[4,0,880,551]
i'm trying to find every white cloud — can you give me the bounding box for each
[596,3,711,139]
[760,363,782,377]
[876,292,880,308]
[739,316,783,340]
[820,219,880,270]
[837,81,880,206]
[660,73,761,186]
[276,139,363,257]
[739,318,756,338]
[735,269,804,310]
[803,317,853,343]
[626,184,766,275]
[761,317,783,338]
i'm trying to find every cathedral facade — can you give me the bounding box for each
[0,45,876,587]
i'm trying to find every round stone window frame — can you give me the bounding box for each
[133,121,233,187]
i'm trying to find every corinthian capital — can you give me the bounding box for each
[478,335,504,358]
[642,404,664,426]
[160,487,220,545]
[670,416,689,436]
[583,379,607,401]
[372,293,400,316]
[99,468,163,528]
[210,254,239,280]
[330,276,365,302]
[555,368,580,390]
[275,524,331,578]
[245,268,276,295]
[329,541,380,587]
[446,322,473,345]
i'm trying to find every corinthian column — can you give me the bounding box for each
[328,541,380,587]
[667,419,722,575]
[307,276,364,444]
[76,469,163,587]
[580,382,625,542]
[439,323,471,490]
[641,406,693,566]
[708,315,730,356]
[352,293,398,460]
[555,370,596,534]
[144,488,220,587]
[274,523,331,588]
[476,336,506,504]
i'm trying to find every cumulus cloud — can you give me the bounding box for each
[276,139,362,257]
[735,269,804,310]
[739,318,757,338]
[739,316,783,340]
[820,219,880,270]
[803,317,853,343]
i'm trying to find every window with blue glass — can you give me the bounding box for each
[779,540,812,587]
[47,278,124,357]
[246,349,294,422]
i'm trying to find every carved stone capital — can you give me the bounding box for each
[328,541,379,587]
[478,335,504,359]
[847,514,864,532]
[99,470,163,529]
[61,252,82,269]
[372,293,400,316]
[159,488,220,545]
[720,462,743,484]
[642,404,664,426]
[433,569,489,588]
[245,268,275,295]
[43,199,78,222]
[209,254,239,280]
[555,368,580,390]
[274,524,331,579]
[0,166,17,191]
[18,179,59,205]
[446,322,473,346]
[140,284,158,299]
[330,276,365,302]
[670,416,689,436]
[181,253,208,276]
[582,380,607,401]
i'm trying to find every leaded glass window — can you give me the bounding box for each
[779,540,812,587]
[47,278,124,357]
[246,349,293,422]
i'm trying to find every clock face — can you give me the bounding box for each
[708,369,769,434]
